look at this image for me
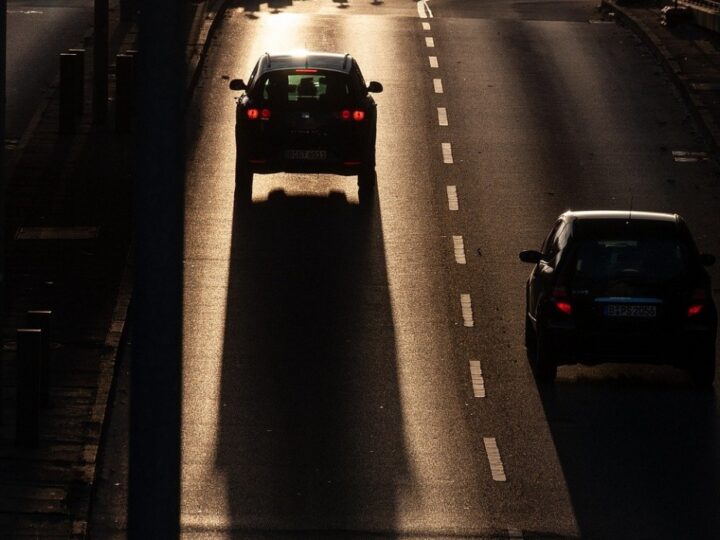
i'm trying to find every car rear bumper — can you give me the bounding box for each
[544,323,716,366]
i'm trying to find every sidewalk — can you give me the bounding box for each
[0,1,229,537]
[602,0,720,154]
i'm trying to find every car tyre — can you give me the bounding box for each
[358,167,376,207]
[688,345,716,389]
[533,329,557,383]
[235,158,253,204]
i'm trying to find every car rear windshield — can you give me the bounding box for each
[253,70,354,106]
[566,220,692,288]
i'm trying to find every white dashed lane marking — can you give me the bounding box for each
[469,360,485,397]
[425,37,435,48]
[460,293,474,327]
[508,528,524,539]
[437,107,448,126]
[484,437,507,482]
[422,22,431,30]
[441,142,453,163]
[446,186,459,211]
[429,56,439,68]
[433,78,443,93]
[452,235,466,264]
[672,150,709,162]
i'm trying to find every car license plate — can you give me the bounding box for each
[285,149,327,160]
[604,304,657,318]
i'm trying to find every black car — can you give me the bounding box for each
[229,51,383,203]
[519,210,717,386]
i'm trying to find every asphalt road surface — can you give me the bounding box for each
[6,0,93,141]
[94,0,720,538]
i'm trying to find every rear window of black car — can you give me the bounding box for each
[253,70,355,106]
[566,219,692,287]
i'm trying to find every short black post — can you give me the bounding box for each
[16,329,42,447]
[68,48,86,116]
[115,53,135,133]
[59,52,78,134]
[27,310,52,406]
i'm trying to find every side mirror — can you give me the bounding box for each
[229,79,247,91]
[367,81,383,93]
[700,253,716,266]
[519,250,542,264]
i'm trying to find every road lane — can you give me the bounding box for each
[182,0,577,537]
[6,0,93,140]
[430,1,720,537]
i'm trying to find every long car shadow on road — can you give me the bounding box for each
[538,372,720,539]
[216,188,408,537]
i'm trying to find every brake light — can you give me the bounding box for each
[246,108,271,120]
[688,289,706,317]
[295,68,318,73]
[551,287,572,315]
[340,109,365,121]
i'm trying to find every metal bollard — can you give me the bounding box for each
[16,329,42,447]
[68,48,86,116]
[27,310,52,406]
[115,53,135,133]
[59,52,78,134]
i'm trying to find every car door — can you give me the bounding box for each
[529,219,566,320]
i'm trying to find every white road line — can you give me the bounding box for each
[446,186,459,211]
[672,150,709,162]
[417,0,433,18]
[469,360,485,397]
[422,22,431,30]
[429,56,439,68]
[425,37,435,48]
[437,107,448,126]
[433,78,443,93]
[441,142,453,163]
[483,437,507,482]
[452,235,466,264]
[508,529,524,539]
[460,293,474,327]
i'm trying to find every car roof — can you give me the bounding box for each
[561,210,680,224]
[257,51,354,74]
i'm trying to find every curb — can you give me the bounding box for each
[601,0,720,155]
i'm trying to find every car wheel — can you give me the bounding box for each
[533,329,557,383]
[235,159,253,204]
[688,345,716,389]
[358,167,376,207]
[524,313,534,350]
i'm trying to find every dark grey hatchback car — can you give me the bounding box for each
[229,51,383,204]
[520,211,717,386]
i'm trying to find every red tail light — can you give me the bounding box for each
[551,287,572,315]
[247,108,271,120]
[340,109,365,121]
[688,289,706,317]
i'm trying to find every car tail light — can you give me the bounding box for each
[340,109,365,121]
[247,108,271,120]
[551,287,572,315]
[688,289,706,317]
